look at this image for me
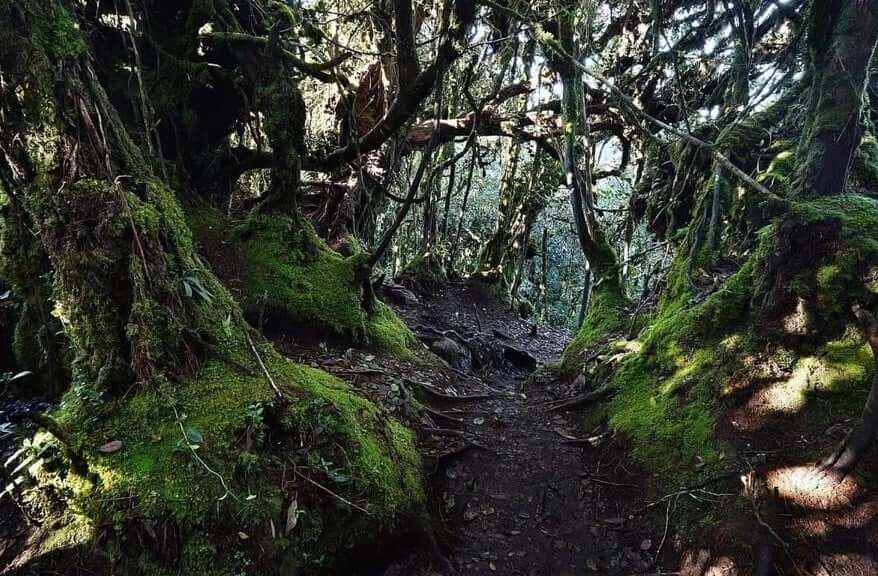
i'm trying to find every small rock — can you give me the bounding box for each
[640,539,653,551]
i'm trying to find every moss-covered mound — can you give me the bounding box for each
[12,241,424,575]
[189,209,415,355]
[561,194,878,479]
[28,357,423,575]
[397,250,448,294]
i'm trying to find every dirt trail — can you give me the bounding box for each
[385,281,658,576]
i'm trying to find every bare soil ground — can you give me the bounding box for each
[379,280,662,575]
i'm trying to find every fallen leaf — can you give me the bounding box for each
[286,499,300,534]
[98,440,124,454]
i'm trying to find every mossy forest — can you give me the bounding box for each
[1,0,878,574]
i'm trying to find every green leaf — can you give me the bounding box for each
[185,428,204,445]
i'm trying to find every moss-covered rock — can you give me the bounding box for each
[398,249,448,294]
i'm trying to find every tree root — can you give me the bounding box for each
[405,378,492,401]
[821,304,878,479]
[544,383,613,412]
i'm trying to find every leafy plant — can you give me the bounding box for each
[180,273,213,303]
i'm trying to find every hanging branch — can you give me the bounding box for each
[198,32,352,82]
[544,33,786,204]
[478,0,785,205]
[367,72,446,268]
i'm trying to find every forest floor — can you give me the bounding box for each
[276,279,663,575]
[380,280,660,575]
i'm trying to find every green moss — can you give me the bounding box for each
[237,214,367,340]
[400,250,447,291]
[851,133,878,193]
[560,238,766,476]
[51,339,423,572]
[191,209,413,354]
[26,194,421,573]
[366,303,416,357]
[757,148,796,188]
[804,329,876,421]
[559,285,627,374]
[590,196,878,479]
[28,0,87,61]
[608,351,721,473]
[39,514,95,556]
[601,257,760,474]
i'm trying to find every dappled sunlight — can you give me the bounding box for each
[726,341,872,433]
[679,549,738,576]
[765,464,859,511]
[791,500,878,536]
[815,552,878,575]
[743,357,819,414]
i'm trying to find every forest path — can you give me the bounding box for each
[385,281,658,576]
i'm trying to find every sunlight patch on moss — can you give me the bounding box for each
[559,285,628,374]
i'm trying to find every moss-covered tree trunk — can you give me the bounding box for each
[787,0,878,476]
[0,3,423,573]
[797,0,878,197]
[549,0,627,367]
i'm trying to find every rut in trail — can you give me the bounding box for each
[385,281,659,576]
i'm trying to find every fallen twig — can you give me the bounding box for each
[295,469,371,515]
[555,429,610,447]
[332,367,387,376]
[579,473,638,488]
[423,405,465,425]
[172,406,236,502]
[432,442,483,462]
[654,494,677,567]
[423,427,470,438]
[247,333,283,398]
[405,378,492,401]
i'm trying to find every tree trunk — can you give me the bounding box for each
[822,305,878,478]
[0,4,424,573]
[797,0,878,197]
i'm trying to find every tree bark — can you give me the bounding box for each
[822,305,878,478]
[797,0,878,197]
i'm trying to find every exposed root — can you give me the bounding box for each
[544,382,613,412]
